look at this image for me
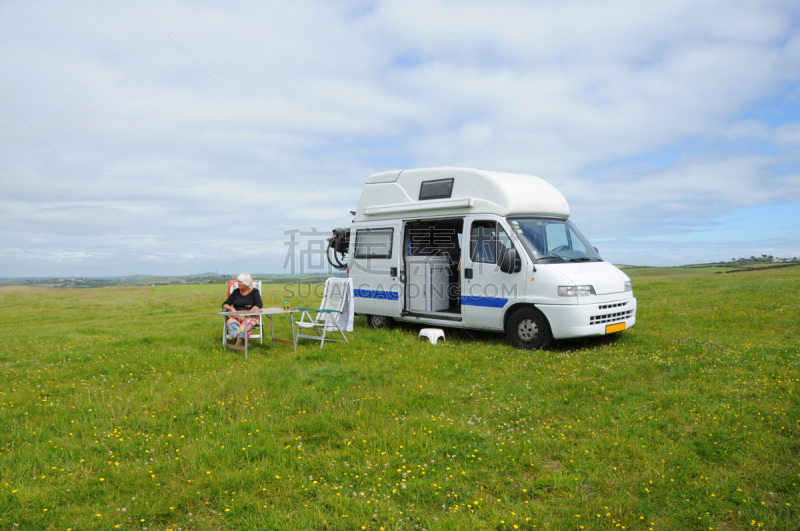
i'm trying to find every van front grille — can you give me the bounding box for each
[598,302,628,310]
[590,310,634,325]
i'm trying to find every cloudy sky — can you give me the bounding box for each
[1,0,799,277]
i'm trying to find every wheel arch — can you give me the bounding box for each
[502,302,550,332]
[367,314,395,329]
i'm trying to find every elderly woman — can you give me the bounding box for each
[222,273,262,346]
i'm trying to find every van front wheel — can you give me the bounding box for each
[367,315,394,329]
[506,308,551,350]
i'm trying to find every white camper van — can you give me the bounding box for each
[333,167,636,349]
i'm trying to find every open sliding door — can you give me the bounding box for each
[350,222,403,318]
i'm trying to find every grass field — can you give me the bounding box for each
[621,266,743,276]
[1,267,798,530]
[619,262,800,277]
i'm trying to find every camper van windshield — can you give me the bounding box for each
[508,218,601,263]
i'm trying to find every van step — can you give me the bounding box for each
[403,312,463,322]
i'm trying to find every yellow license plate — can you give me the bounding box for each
[606,322,626,334]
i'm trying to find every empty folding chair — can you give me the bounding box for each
[293,278,350,348]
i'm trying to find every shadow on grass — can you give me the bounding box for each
[360,317,625,353]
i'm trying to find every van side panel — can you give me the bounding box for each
[349,221,403,318]
[461,216,528,331]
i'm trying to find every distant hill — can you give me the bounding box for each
[620,258,800,278]
[4,258,796,289]
[0,271,344,289]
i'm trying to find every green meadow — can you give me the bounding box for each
[1,267,798,530]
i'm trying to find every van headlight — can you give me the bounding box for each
[558,285,596,297]
[624,281,632,291]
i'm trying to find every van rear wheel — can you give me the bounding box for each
[367,315,394,329]
[506,308,551,350]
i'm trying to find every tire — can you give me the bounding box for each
[506,307,552,350]
[367,315,394,329]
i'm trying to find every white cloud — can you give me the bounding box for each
[1,0,799,275]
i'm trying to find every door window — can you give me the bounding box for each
[496,226,513,265]
[470,221,514,264]
[470,221,497,263]
[354,228,394,259]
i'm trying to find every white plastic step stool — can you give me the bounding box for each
[419,328,445,345]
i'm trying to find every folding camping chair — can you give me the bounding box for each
[293,278,350,349]
[224,279,264,344]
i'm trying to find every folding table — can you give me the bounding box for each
[218,307,297,358]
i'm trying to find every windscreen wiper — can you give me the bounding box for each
[568,257,594,262]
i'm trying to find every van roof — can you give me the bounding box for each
[354,167,570,222]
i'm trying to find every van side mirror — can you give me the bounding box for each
[499,247,520,274]
[593,246,599,254]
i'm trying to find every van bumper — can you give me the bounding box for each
[537,297,637,340]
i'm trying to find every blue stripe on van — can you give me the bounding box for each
[461,295,508,308]
[354,289,399,301]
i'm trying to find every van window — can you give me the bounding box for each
[568,226,587,253]
[354,228,394,259]
[471,221,497,263]
[545,223,569,250]
[419,178,454,200]
[496,227,513,264]
[508,218,601,262]
[470,221,513,264]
